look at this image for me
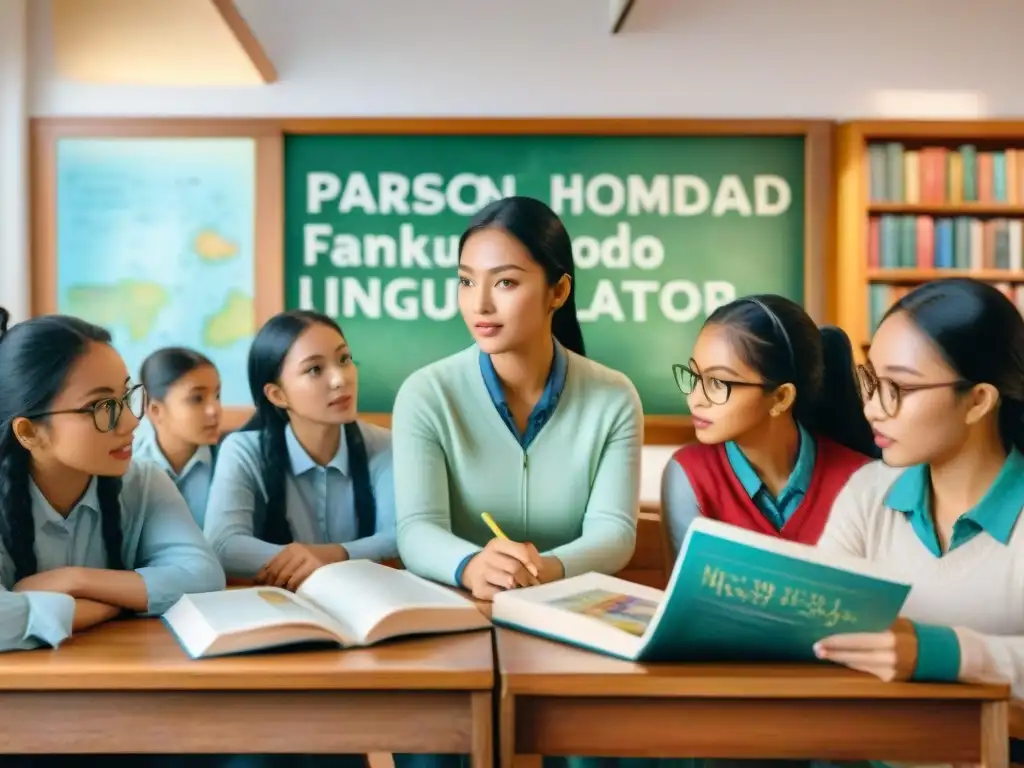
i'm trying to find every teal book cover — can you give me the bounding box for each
[635,529,912,663]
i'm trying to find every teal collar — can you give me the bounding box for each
[885,449,1024,553]
[725,422,816,503]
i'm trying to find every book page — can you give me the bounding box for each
[546,588,659,637]
[297,560,480,642]
[492,572,664,658]
[180,587,353,641]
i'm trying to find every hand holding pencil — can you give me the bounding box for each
[459,512,543,601]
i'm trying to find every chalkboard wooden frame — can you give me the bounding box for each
[30,117,834,446]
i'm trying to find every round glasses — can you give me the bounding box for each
[856,365,972,418]
[672,363,772,405]
[25,384,147,433]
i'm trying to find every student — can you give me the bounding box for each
[811,278,1024,762]
[0,307,226,653]
[391,195,642,768]
[662,295,877,557]
[204,309,396,590]
[133,346,222,528]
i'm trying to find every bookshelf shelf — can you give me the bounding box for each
[868,203,1024,216]
[836,120,1024,358]
[867,268,1024,284]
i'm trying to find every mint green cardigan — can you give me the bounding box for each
[392,344,643,585]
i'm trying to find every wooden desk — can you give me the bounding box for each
[497,629,1010,767]
[0,619,494,766]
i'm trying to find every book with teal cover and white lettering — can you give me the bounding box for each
[491,517,912,662]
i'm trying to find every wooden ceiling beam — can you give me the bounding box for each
[209,0,277,84]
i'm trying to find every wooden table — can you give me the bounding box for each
[497,628,1010,767]
[0,619,494,766]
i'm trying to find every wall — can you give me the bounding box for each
[15,0,1024,503]
[29,0,1024,119]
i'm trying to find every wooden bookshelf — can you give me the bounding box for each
[836,121,1024,357]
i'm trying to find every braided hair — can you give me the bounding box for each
[241,310,376,544]
[0,308,125,580]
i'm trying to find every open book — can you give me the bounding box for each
[492,517,912,662]
[164,560,491,658]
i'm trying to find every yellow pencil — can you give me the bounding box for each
[481,512,508,540]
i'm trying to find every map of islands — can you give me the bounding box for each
[204,290,255,348]
[54,137,257,406]
[65,281,171,342]
[194,229,239,262]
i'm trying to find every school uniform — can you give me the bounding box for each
[0,461,226,767]
[133,419,215,528]
[817,450,1024,767]
[0,460,225,653]
[390,339,643,768]
[203,421,397,578]
[662,426,871,556]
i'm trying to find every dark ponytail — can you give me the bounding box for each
[886,278,1024,454]
[0,307,128,577]
[244,310,377,544]
[705,295,878,458]
[459,196,586,357]
[817,326,878,458]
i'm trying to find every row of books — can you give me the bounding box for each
[869,282,1024,330]
[868,142,1024,205]
[867,215,1024,270]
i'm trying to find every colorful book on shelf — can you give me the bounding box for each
[868,141,1024,204]
[491,517,912,662]
[163,560,491,659]
[869,215,1024,270]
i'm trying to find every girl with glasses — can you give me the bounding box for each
[133,347,223,528]
[0,308,225,655]
[663,295,877,557]
[813,278,1024,762]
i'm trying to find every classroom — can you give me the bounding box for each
[0,0,1023,765]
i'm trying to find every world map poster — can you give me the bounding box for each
[56,137,257,406]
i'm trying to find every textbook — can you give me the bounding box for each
[163,560,491,658]
[491,517,912,662]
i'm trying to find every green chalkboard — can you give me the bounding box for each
[283,133,806,414]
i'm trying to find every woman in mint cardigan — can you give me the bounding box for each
[391,196,643,768]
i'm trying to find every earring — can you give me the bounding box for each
[770,409,780,417]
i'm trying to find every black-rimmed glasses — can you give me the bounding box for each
[24,384,147,433]
[855,364,973,418]
[672,363,773,405]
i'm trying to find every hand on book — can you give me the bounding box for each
[257,543,348,591]
[813,618,919,682]
[460,538,542,601]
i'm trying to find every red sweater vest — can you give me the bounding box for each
[672,437,871,545]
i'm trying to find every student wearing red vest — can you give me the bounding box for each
[662,295,878,558]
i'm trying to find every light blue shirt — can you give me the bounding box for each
[204,421,398,579]
[0,460,226,652]
[132,419,214,528]
[662,424,816,555]
[453,339,569,585]
[478,338,568,449]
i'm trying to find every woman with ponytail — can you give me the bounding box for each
[663,294,877,555]
[0,308,224,654]
[203,310,396,593]
[809,278,1024,761]
[393,196,643,602]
